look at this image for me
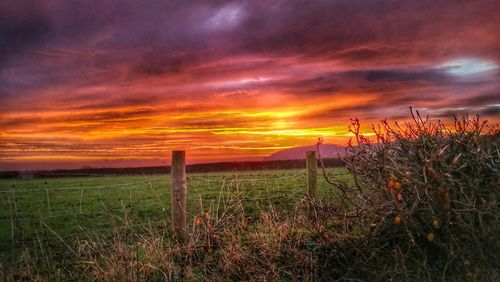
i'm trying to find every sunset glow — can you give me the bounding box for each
[1,1,499,170]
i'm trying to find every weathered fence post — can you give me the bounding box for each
[306,151,317,199]
[171,150,187,241]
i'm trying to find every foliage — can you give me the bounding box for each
[330,109,500,280]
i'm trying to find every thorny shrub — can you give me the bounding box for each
[321,108,499,280]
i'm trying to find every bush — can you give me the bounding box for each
[336,109,500,280]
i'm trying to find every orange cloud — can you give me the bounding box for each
[1,1,499,170]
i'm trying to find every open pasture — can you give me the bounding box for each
[0,168,350,263]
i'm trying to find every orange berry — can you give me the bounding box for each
[387,179,401,190]
[394,215,401,224]
[432,218,441,229]
[426,233,435,242]
[396,193,403,201]
[195,216,202,226]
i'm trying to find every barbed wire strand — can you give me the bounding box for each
[186,169,307,183]
[0,170,316,222]
[0,175,168,193]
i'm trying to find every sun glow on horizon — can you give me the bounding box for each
[1,1,499,170]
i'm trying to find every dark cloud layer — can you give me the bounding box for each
[0,0,499,169]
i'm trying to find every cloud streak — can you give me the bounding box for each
[1,0,499,170]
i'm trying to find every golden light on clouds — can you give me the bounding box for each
[1,1,499,170]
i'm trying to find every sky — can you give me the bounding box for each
[0,0,499,170]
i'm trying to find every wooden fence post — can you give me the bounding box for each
[171,150,187,241]
[306,151,317,199]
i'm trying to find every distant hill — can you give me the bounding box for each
[264,144,345,161]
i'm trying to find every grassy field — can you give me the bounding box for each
[0,167,350,265]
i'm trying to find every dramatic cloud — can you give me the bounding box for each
[1,0,499,170]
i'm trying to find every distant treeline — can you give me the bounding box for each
[0,158,344,179]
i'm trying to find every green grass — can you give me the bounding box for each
[0,167,350,264]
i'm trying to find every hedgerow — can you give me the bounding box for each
[327,109,500,280]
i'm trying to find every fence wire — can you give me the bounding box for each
[0,174,168,193]
[0,168,349,260]
[0,168,342,222]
